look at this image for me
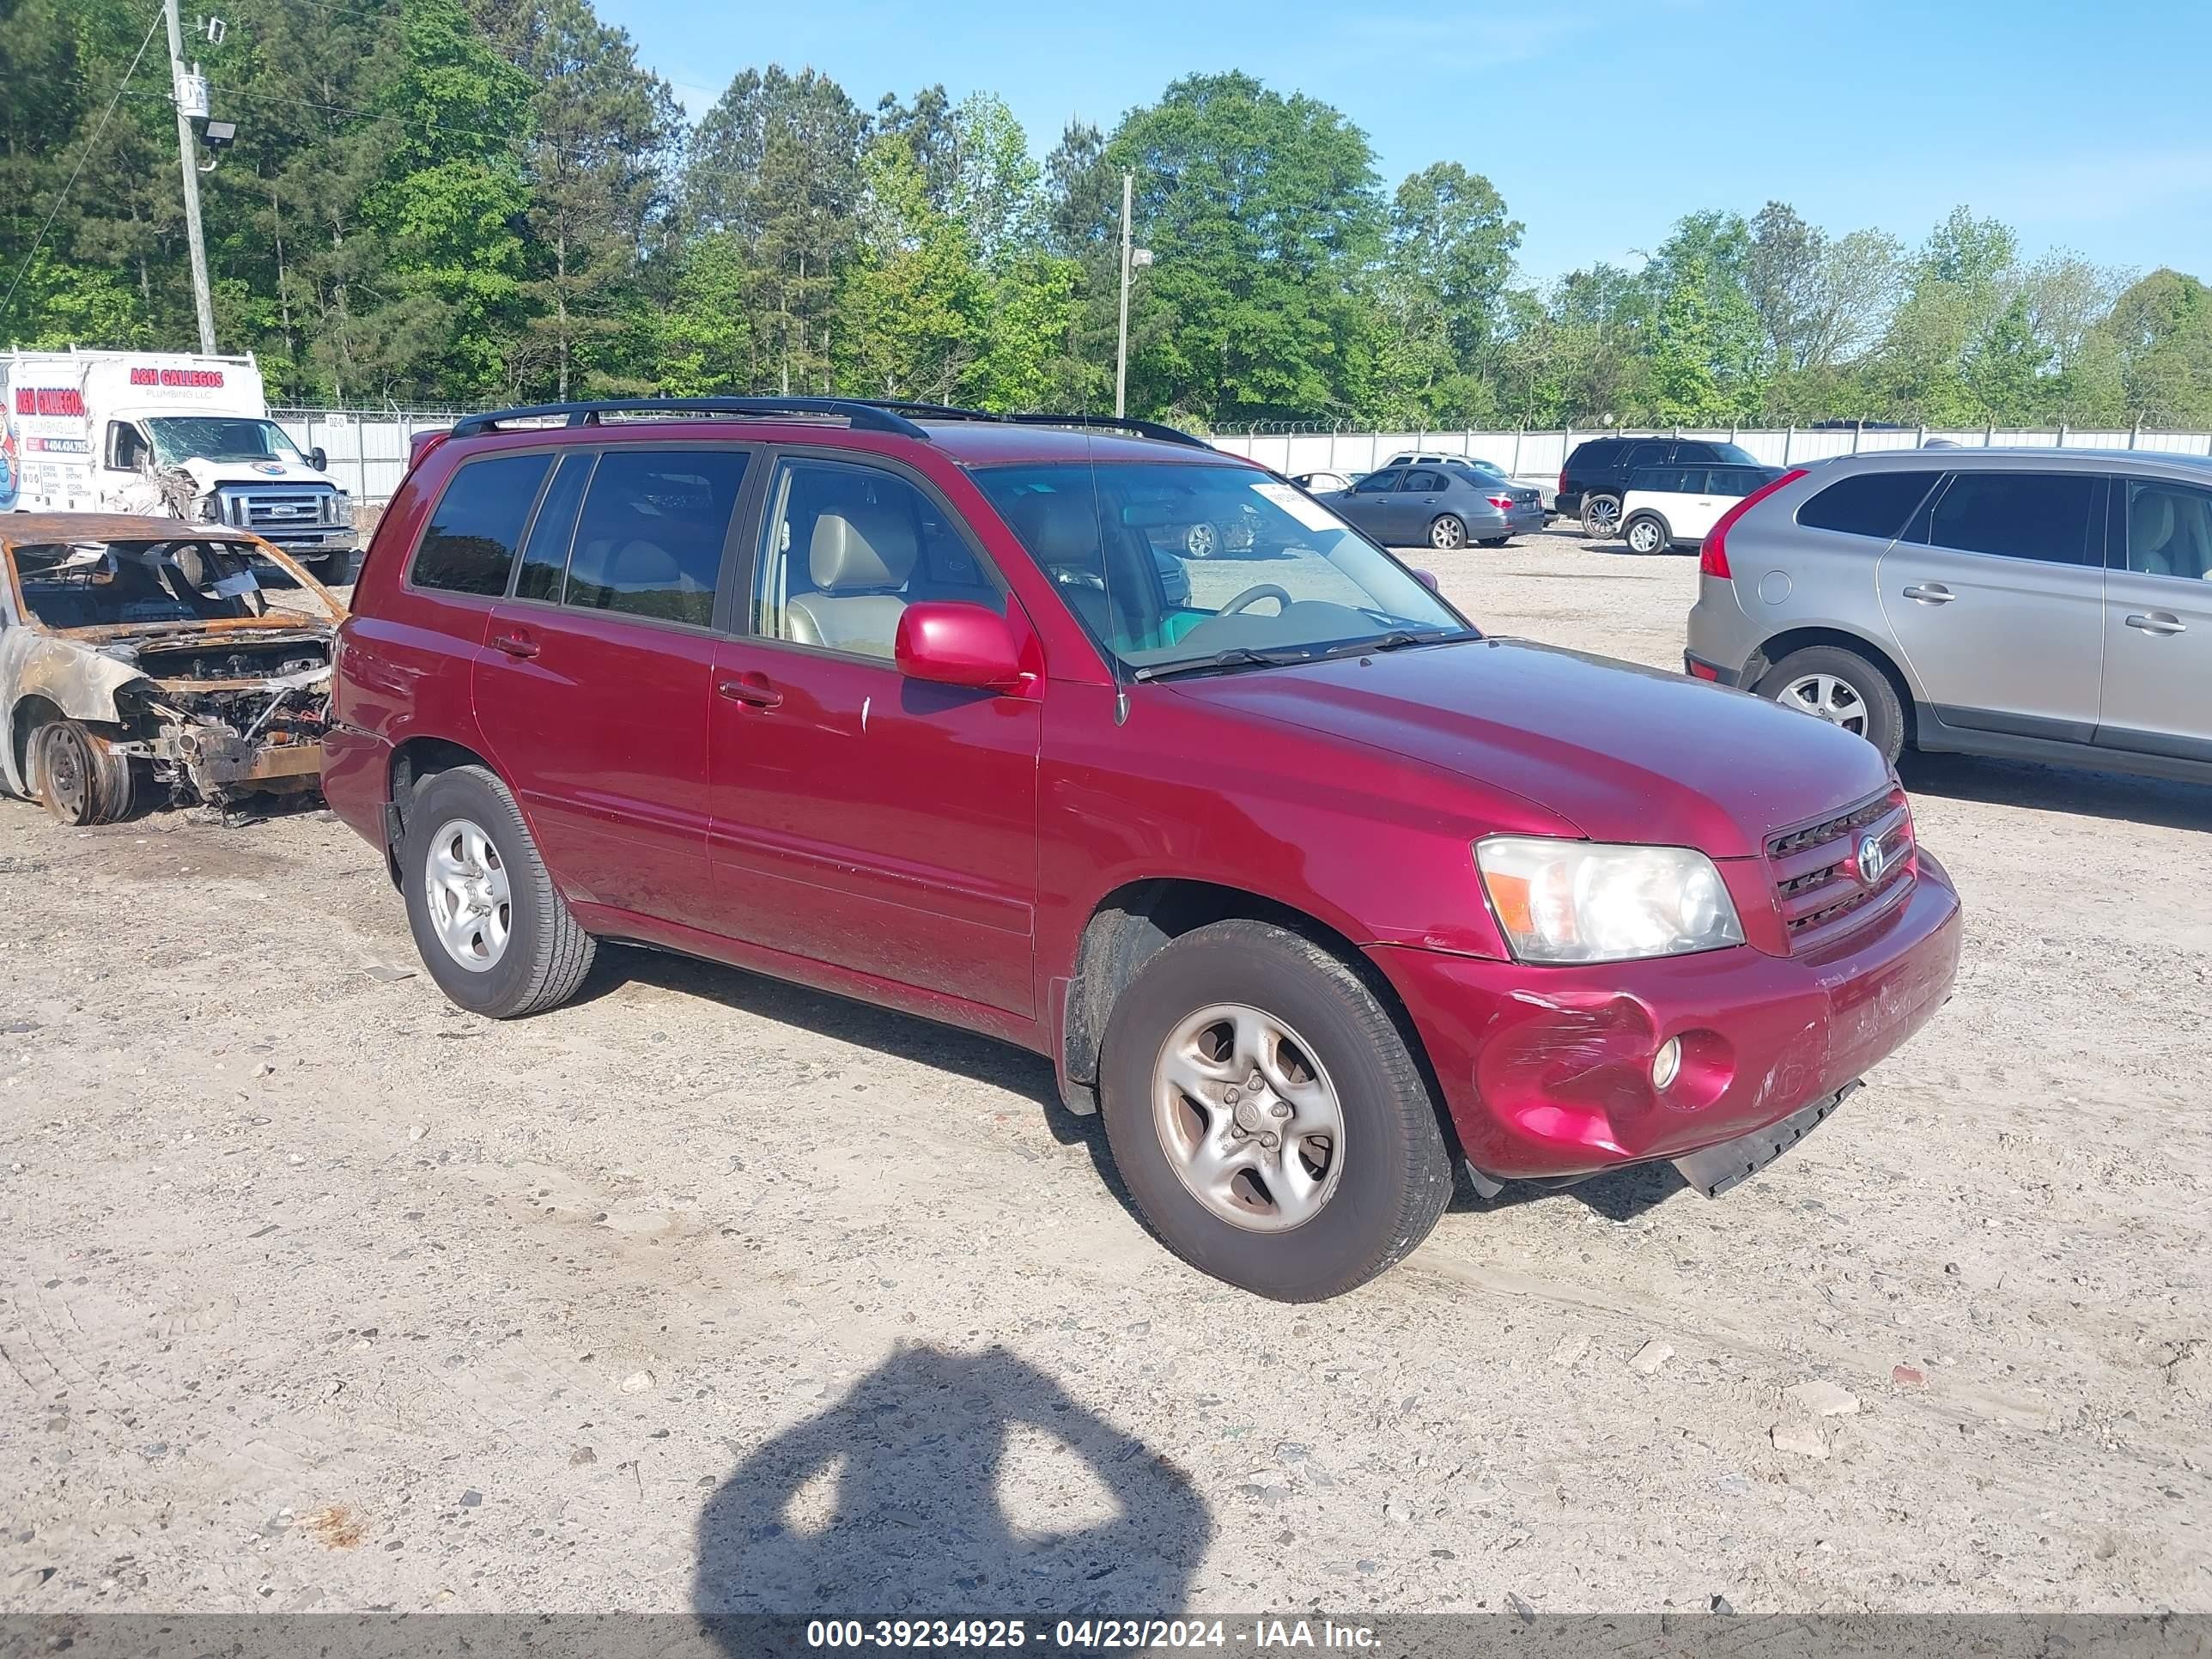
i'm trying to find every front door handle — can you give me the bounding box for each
[715,672,783,709]
[489,630,538,659]
[2125,611,2187,636]
[1901,583,1955,605]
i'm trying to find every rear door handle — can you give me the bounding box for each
[1901,583,1954,605]
[489,630,538,659]
[2125,611,2187,635]
[715,672,783,709]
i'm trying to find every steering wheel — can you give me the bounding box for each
[1218,583,1292,616]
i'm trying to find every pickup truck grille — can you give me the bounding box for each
[1766,787,1915,955]
[212,484,343,546]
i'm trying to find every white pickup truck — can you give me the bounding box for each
[0,349,356,580]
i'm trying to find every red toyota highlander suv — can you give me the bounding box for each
[325,398,1962,1301]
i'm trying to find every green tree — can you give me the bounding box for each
[2100,269,2212,425]
[834,132,985,401]
[1371,161,1520,422]
[1107,72,1385,424]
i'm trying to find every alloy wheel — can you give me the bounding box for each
[423,817,514,972]
[1778,672,1869,735]
[1583,496,1621,538]
[1152,1003,1346,1233]
[1429,515,1466,550]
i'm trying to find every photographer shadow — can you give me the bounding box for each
[694,1344,1213,1622]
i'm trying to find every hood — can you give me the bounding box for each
[1164,637,1891,858]
[173,457,332,489]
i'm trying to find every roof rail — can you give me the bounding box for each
[856,401,1214,452]
[446,398,930,441]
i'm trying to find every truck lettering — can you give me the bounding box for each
[13,387,88,416]
[126,368,226,388]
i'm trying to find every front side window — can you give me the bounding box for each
[975,460,1469,678]
[755,458,1003,662]
[2124,478,2212,581]
[1352,468,1404,495]
[1911,471,2100,566]
[410,453,553,597]
[562,447,746,627]
[1622,442,1666,471]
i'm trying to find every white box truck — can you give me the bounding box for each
[0,348,356,578]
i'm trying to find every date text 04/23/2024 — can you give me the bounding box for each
[803,1619,1380,1651]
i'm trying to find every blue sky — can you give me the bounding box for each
[611,0,2212,287]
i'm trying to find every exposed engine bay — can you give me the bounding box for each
[0,515,344,823]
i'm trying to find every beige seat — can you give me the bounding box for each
[1005,491,1112,638]
[2132,490,2181,577]
[783,506,918,656]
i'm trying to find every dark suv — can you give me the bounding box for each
[1559,436,1761,538]
[325,398,1960,1301]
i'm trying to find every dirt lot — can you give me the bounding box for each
[3,523,2208,1618]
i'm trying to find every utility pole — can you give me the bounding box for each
[163,0,218,354]
[1115,172,1133,419]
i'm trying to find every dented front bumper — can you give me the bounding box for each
[1371,851,1962,1183]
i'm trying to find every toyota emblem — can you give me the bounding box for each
[1856,834,1886,884]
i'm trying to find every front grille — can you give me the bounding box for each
[215,484,338,542]
[1765,787,1915,954]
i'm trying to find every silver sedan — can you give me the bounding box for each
[1320,462,1546,550]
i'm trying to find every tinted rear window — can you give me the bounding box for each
[562,447,748,627]
[1796,470,1937,540]
[1911,471,2100,566]
[410,453,554,596]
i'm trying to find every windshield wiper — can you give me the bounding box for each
[1132,645,1320,683]
[1308,628,1478,662]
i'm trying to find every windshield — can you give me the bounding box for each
[1711,442,1758,466]
[146,416,306,468]
[11,538,336,631]
[974,460,1471,677]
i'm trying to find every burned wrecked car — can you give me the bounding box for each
[0,513,343,824]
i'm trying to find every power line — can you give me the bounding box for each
[0,2,168,328]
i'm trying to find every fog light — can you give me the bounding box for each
[1651,1037,1682,1091]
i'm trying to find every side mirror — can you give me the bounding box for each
[1412,568,1441,592]
[309,445,328,472]
[895,601,1027,692]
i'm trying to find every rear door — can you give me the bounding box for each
[703,451,1043,1016]
[1876,469,2106,742]
[473,442,754,924]
[2098,474,2212,766]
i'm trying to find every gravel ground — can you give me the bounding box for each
[2,523,2208,1617]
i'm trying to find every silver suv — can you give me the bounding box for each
[1685,448,2212,781]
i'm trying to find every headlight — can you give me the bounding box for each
[1475,837,1744,963]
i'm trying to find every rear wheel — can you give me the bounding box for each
[1757,645,1905,764]
[1427,514,1467,550]
[1097,920,1453,1301]
[1581,494,1621,538]
[1624,514,1667,554]
[401,764,595,1018]
[1183,521,1219,559]
[34,720,132,826]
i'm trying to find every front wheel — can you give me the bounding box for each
[1427,514,1467,550]
[1183,521,1219,559]
[1623,515,1667,554]
[1097,921,1454,1301]
[34,720,132,826]
[1582,494,1621,538]
[1756,645,1905,764]
[401,764,596,1018]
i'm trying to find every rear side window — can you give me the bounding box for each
[1911,471,2100,566]
[1797,470,1938,540]
[562,448,748,627]
[1402,469,1446,492]
[410,453,554,595]
[514,451,593,603]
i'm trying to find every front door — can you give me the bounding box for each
[1336,465,1404,544]
[473,443,752,923]
[2099,474,2212,765]
[705,453,1043,1017]
[1876,469,2107,742]
[1392,468,1449,544]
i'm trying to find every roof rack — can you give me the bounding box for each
[446,398,930,441]
[855,401,1214,452]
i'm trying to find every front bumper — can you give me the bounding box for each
[1371,850,1962,1182]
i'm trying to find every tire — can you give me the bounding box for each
[34,720,132,826]
[1427,514,1467,551]
[1097,920,1453,1301]
[1623,514,1668,555]
[1756,645,1906,764]
[1183,521,1218,559]
[1581,494,1621,538]
[400,764,595,1018]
